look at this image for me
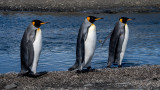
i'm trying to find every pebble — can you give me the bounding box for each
[4,83,17,89]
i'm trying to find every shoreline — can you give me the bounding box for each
[0,0,160,13]
[1,65,160,89]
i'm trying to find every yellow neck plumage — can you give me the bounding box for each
[37,28,40,31]
[91,24,95,26]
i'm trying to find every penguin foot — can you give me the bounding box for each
[118,65,122,68]
[18,71,29,77]
[35,71,48,76]
[76,68,96,74]
[87,67,91,70]
[68,68,73,71]
[76,70,82,74]
[18,71,48,78]
[68,65,78,71]
[68,67,76,71]
[87,67,95,72]
[107,66,111,68]
[28,71,48,78]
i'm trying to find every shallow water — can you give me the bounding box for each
[0,12,159,74]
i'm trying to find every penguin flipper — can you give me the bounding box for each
[20,42,33,73]
[20,40,34,73]
[81,37,85,64]
[27,40,34,69]
[81,25,90,63]
[20,28,36,73]
[115,32,125,65]
[102,30,113,46]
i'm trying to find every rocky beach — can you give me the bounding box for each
[0,0,160,13]
[1,65,160,89]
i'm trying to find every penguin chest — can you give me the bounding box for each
[32,29,42,73]
[122,24,129,51]
[124,24,129,44]
[33,29,42,55]
[84,24,96,65]
[120,24,129,62]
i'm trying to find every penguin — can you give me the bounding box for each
[20,20,48,77]
[103,17,134,68]
[68,16,103,72]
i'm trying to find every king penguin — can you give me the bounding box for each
[68,16,103,72]
[103,17,133,68]
[20,20,48,77]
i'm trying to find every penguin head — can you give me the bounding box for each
[119,17,134,24]
[87,16,103,23]
[32,20,48,28]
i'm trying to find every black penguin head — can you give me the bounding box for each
[32,20,48,28]
[119,17,134,24]
[87,16,103,23]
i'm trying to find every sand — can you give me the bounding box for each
[0,0,160,13]
[1,65,160,89]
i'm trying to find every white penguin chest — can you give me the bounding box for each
[119,24,129,64]
[84,24,96,64]
[123,24,129,45]
[85,24,96,45]
[32,28,42,73]
[33,29,42,52]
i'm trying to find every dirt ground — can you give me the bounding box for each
[1,65,160,89]
[0,0,160,13]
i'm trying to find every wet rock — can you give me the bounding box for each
[153,78,158,81]
[84,84,92,87]
[4,83,17,89]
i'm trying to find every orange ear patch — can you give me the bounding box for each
[87,17,90,22]
[120,19,123,23]
[32,21,35,26]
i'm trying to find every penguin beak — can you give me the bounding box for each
[95,18,104,21]
[127,18,135,21]
[40,22,49,25]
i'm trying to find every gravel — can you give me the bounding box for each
[0,0,160,13]
[1,65,160,89]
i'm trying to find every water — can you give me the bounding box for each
[0,12,159,74]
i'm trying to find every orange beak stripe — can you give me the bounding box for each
[40,22,48,25]
[95,18,102,20]
[127,19,132,21]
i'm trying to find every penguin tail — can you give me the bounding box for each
[18,70,30,77]
[27,71,48,78]
[18,71,48,78]
[68,64,78,71]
